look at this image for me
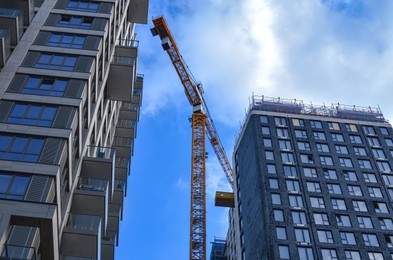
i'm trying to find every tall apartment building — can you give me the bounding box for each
[227,95,393,260]
[0,0,148,259]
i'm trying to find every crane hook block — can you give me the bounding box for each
[161,37,172,51]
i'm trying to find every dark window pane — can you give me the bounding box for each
[0,175,12,192]
[26,139,44,154]
[9,176,30,195]
[10,137,28,153]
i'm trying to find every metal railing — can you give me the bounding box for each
[77,177,108,193]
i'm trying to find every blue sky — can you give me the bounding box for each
[116,0,393,259]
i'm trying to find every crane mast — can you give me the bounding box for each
[151,16,234,260]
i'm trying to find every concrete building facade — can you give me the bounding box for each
[229,95,393,259]
[0,0,148,259]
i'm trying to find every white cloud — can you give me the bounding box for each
[138,0,393,123]
[174,177,189,192]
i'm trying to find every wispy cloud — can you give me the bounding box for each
[138,0,393,123]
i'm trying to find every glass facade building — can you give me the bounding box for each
[0,0,148,259]
[226,96,393,260]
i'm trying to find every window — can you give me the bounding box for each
[343,171,357,181]
[66,0,100,12]
[265,151,274,160]
[368,252,383,260]
[0,135,45,163]
[317,230,334,243]
[345,124,358,132]
[263,138,272,147]
[313,132,326,140]
[292,118,305,127]
[383,175,393,186]
[301,154,314,164]
[345,251,360,260]
[275,117,287,126]
[372,149,386,159]
[274,209,284,222]
[310,120,322,128]
[328,122,340,130]
[339,158,352,167]
[289,195,303,208]
[295,228,311,243]
[331,199,346,210]
[307,182,321,193]
[385,138,393,147]
[353,200,367,212]
[331,133,344,142]
[374,202,388,213]
[7,103,57,127]
[292,211,307,225]
[271,193,281,205]
[327,184,342,195]
[368,187,383,198]
[278,140,291,150]
[276,128,289,138]
[357,216,373,229]
[347,185,362,196]
[298,247,314,260]
[260,115,268,123]
[340,232,356,245]
[283,166,297,177]
[363,234,379,246]
[276,227,287,240]
[297,141,311,151]
[281,152,295,164]
[0,174,30,200]
[286,180,300,192]
[358,159,372,169]
[385,234,393,248]
[310,197,325,208]
[324,169,337,180]
[336,215,351,227]
[380,127,389,135]
[22,76,67,96]
[47,33,86,49]
[267,164,276,174]
[377,161,391,173]
[57,15,93,29]
[304,167,317,178]
[35,53,77,71]
[317,143,330,152]
[335,145,348,154]
[379,218,393,230]
[269,179,279,189]
[295,130,307,138]
[314,213,329,225]
[353,147,367,156]
[363,126,376,135]
[363,173,377,183]
[388,189,393,200]
[278,245,290,259]
[320,156,334,166]
[349,135,362,144]
[367,137,380,146]
[321,249,337,260]
[261,126,270,135]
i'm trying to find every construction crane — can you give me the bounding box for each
[151,16,234,260]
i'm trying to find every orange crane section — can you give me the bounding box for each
[151,16,234,260]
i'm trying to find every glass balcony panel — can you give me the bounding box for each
[66,213,101,232]
[86,146,115,160]
[78,177,108,193]
[1,244,36,260]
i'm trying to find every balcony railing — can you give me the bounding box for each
[112,56,135,66]
[77,177,108,193]
[66,213,101,232]
[1,244,36,260]
[118,39,138,48]
[86,146,115,160]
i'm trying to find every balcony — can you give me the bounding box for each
[0,0,35,26]
[107,204,121,244]
[101,231,117,260]
[0,7,23,45]
[119,102,139,121]
[107,40,138,102]
[115,157,129,181]
[128,0,149,24]
[81,146,116,200]
[61,214,101,260]
[132,86,143,106]
[1,244,37,260]
[113,136,133,158]
[115,119,136,139]
[71,178,109,235]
